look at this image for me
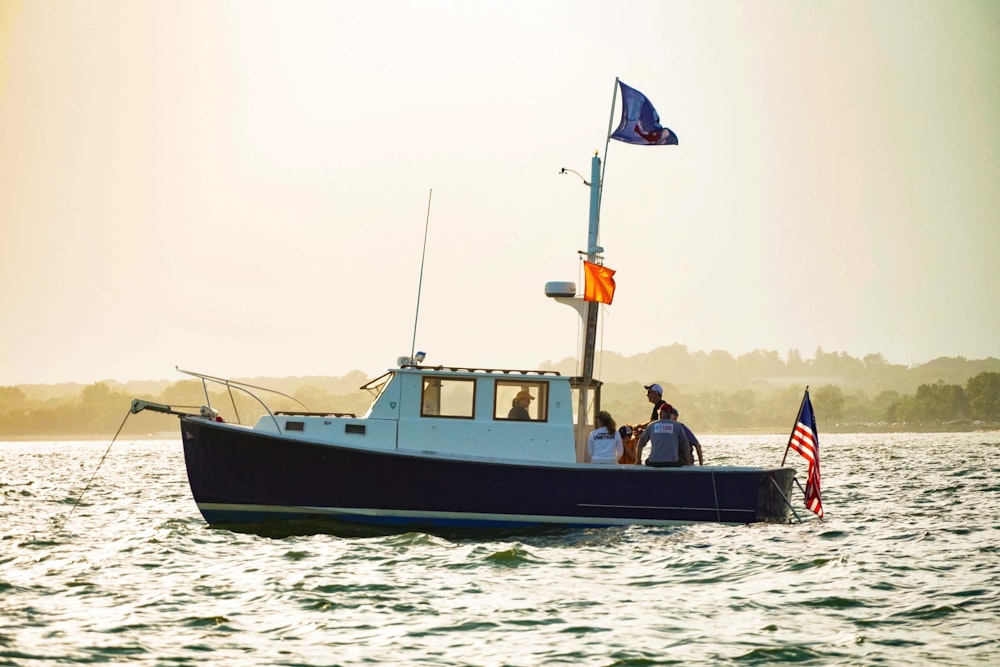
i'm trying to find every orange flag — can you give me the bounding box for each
[583,261,616,304]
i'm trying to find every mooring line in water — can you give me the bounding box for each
[59,408,132,531]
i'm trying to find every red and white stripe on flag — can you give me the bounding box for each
[789,421,817,465]
[790,419,823,518]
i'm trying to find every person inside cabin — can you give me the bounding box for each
[636,403,692,467]
[670,407,703,465]
[587,410,623,464]
[507,390,534,420]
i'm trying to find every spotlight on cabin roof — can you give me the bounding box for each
[396,351,427,367]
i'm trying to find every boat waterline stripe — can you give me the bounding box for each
[197,502,748,525]
[577,503,754,515]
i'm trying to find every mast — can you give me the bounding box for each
[575,153,602,452]
[573,78,619,450]
[581,153,602,379]
[548,152,605,460]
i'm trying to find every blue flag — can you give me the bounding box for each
[610,80,678,146]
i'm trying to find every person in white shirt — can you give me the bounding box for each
[587,410,624,464]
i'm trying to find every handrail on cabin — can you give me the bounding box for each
[359,366,566,396]
[395,365,562,376]
[176,367,311,433]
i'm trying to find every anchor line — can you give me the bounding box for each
[59,408,131,530]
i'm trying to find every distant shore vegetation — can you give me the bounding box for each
[2,346,999,438]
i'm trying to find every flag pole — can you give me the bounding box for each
[598,77,620,214]
[780,386,809,466]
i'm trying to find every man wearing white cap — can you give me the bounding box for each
[643,383,669,424]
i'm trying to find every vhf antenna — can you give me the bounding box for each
[410,188,433,363]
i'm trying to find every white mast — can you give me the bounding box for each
[546,152,604,460]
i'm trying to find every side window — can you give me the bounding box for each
[421,377,475,418]
[495,381,548,422]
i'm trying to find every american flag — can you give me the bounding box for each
[788,390,824,518]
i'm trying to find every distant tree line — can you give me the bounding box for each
[1,348,999,437]
[543,345,1000,395]
[600,373,1000,432]
[561,346,1000,431]
[0,375,374,438]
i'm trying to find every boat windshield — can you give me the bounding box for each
[360,372,392,404]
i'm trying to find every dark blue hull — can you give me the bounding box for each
[180,417,796,534]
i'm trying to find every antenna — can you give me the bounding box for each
[410,188,433,361]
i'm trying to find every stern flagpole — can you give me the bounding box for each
[781,386,810,466]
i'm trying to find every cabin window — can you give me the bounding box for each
[421,377,475,418]
[494,381,548,422]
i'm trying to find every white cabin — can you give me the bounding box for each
[251,366,591,464]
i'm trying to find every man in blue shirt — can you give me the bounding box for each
[670,407,703,465]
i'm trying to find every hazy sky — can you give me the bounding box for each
[1,0,998,386]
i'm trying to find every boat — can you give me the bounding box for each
[131,151,798,534]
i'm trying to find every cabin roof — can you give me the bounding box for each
[361,365,564,390]
[395,364,561,376]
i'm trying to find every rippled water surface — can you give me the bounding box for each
[2,432,998,666]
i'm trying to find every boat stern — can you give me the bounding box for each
[758,467,798,522]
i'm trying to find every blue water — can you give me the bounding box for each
[2,432,998,665]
